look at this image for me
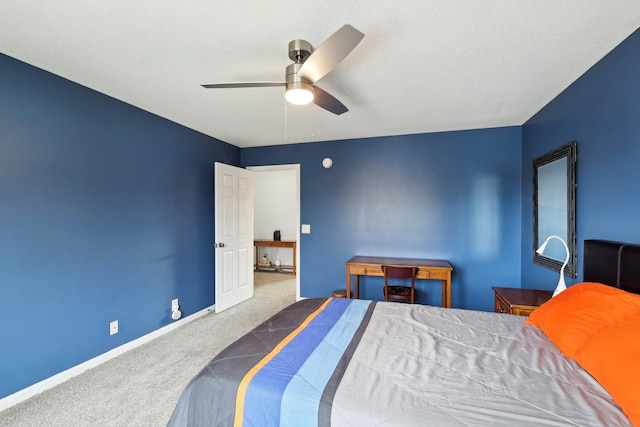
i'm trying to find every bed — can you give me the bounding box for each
[167,240,640,426]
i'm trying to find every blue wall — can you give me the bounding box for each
[242,128,523,310]
[0,53,239,399]
[521,28,640,289]
[3,26,638,403]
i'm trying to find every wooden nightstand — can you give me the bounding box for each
[492,287,553,316]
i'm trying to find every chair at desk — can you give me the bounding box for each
[381,265,418,304]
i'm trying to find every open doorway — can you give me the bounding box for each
[247,164,300,300]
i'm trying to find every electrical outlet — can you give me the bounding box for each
[172,298,179,312]
[109,320,118,336]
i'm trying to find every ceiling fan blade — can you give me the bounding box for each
[298,24,364,83]
[201,82,285,89]
[313,86,348,115]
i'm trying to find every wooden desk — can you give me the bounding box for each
[345,256,453,307]
[254,240,296,275]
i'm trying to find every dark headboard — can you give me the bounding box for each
[584,239,640,295]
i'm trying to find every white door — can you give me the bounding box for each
[214,162,254,313]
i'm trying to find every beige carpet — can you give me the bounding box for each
[0,272,297,427]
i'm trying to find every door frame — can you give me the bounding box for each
[247,163,301,300]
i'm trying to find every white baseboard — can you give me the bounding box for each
[0,305,215,412]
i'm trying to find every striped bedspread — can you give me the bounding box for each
[236,298,373,426]
[167,298,631,427]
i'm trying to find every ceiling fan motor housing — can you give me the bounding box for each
[286,40,314,103]
[285,63,313,104]
[286,63,311,86]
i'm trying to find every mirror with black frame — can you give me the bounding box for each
[533,141,577,278]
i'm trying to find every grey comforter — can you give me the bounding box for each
[167,298,629,426]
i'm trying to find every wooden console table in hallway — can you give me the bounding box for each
[345,256,453,307]
[254,240,297,275]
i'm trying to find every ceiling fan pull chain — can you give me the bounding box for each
[312,101,316,141]
[284,99,288,144]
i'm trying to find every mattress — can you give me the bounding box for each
[167,297,630,426]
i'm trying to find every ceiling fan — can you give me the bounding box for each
[201,25,364,115]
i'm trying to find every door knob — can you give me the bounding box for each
[215,242,225,248]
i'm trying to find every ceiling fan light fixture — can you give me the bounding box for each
[202,25,363,115]
[285,82,313,105]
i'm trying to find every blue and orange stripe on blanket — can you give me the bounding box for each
[234,298,374,427]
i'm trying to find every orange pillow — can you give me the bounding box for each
[526,282,640,359]
[575,311,640,426]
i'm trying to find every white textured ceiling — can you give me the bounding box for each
[1,1,639,148]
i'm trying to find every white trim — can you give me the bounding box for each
[0,305,215,412]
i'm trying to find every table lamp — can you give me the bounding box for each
[536,235,570,297]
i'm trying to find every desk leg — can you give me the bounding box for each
[255,245,259,271]
[355,275,359,299]
[442,279,451,308]
[346,270,351,299]
[292,242,297,276]
[344,271,360,299]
